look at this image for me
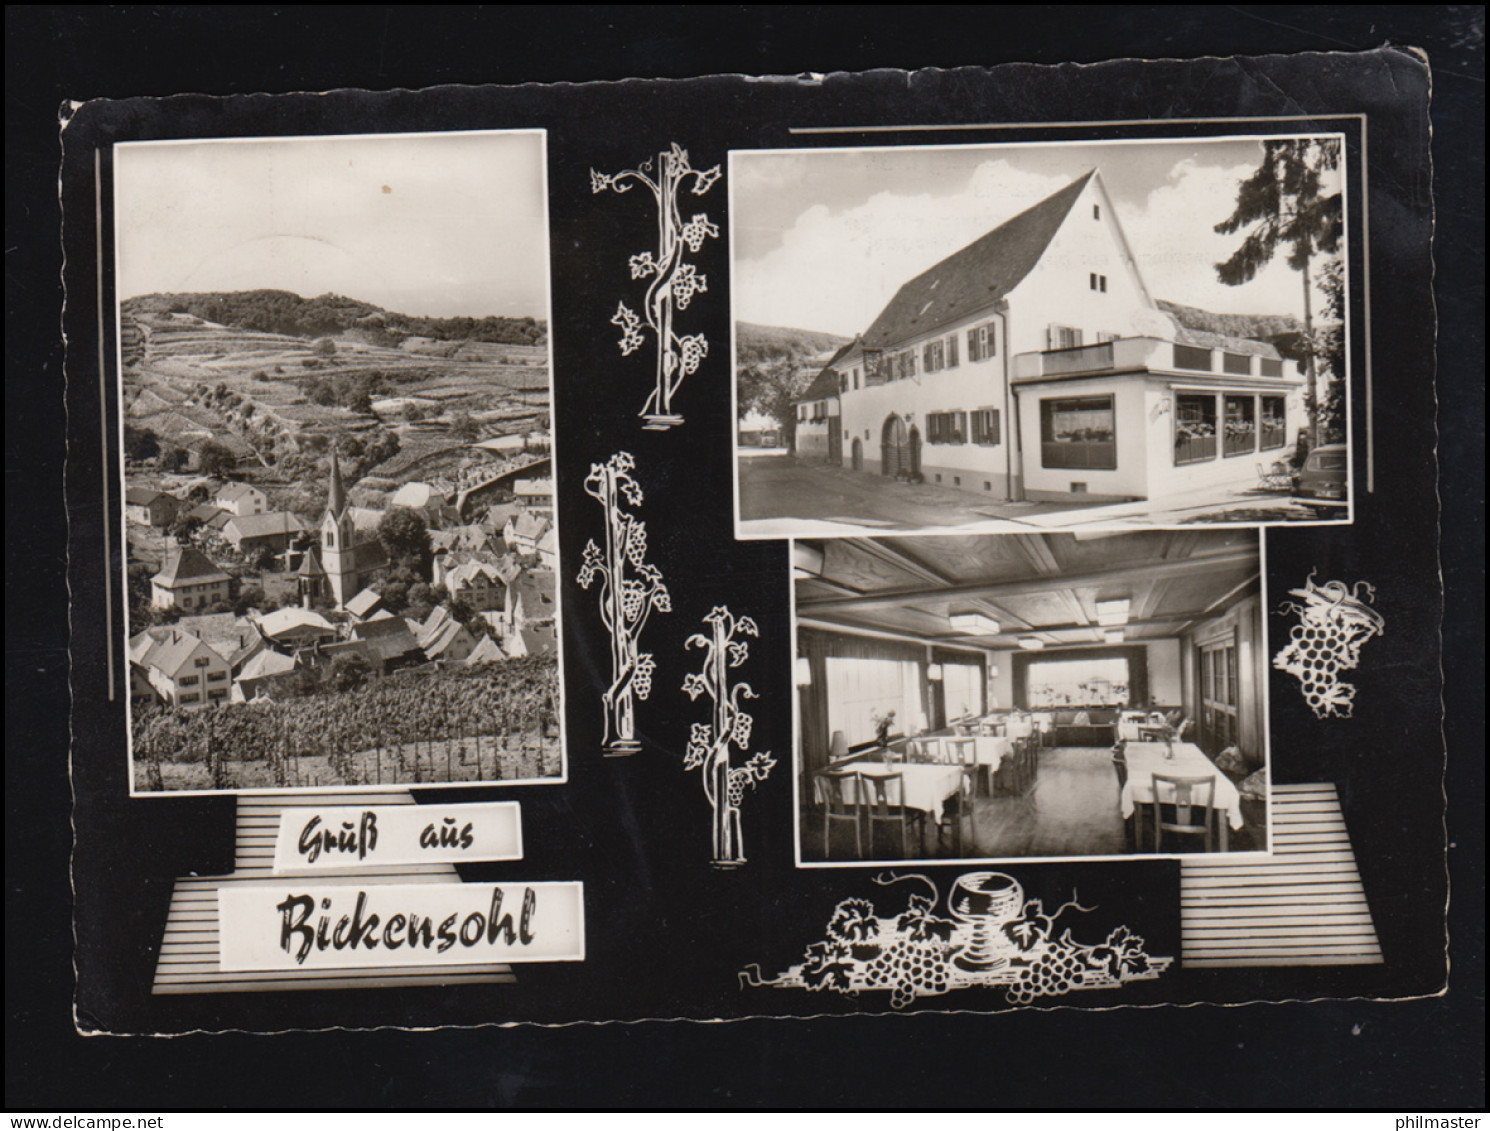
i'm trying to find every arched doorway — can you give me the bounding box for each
[850,438,863,471]
[881,415,909,478]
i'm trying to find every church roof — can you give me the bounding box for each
[297,546,326,577]
[327,449,347,516]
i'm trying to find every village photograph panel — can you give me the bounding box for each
[116,130,563,794]
[792,529,1271,865]
[732,136,1350,539]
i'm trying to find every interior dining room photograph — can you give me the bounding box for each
[792,528,1270,863]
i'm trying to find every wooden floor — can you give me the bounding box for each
[801,747,1265,862]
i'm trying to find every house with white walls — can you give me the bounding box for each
[813,170,1306,504]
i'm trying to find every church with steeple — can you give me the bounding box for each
[305,450,387,609]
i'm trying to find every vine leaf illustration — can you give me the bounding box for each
[591,144,721,429]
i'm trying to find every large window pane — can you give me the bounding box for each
[1224,394,1257,457]
[1040,396,1116,470]
[942,662,985,721]
[1260,396,1287,450]
[1026,656,1131,708]
[825,656,924,747]
[1175,393,1217,464]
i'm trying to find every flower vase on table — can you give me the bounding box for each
[870,709,896,763]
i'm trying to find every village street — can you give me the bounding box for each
[735,450,1326,536]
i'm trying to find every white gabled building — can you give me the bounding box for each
[829,170,1306,504]
[150,546,232,612]
[214,481,268,517]
[130,627,233,708]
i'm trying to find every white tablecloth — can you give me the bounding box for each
[817,762,965,822]
[970,735,1013,768]
[1119,742,1244,830]
[1117,713,1169,742]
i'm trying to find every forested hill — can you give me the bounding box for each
[1156,300,1303,343]
[736,321,851,368]
[124,290,546,345]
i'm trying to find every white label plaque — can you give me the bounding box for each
[271,803,523,872]
[217,881,585,971]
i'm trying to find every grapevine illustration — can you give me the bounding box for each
[1274,572,1384,718]
[577,452,671,754]
[740,872,1170,1010]
[591,143,721,429]
[682,606,775,867]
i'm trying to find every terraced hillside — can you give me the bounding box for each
[120,294,554,537]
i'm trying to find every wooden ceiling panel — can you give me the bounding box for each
[798,532,1260,649]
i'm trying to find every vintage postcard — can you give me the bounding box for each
[61,53,1443,1033]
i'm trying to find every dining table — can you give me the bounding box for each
[815,758,966,852]
[1119,741,1244,851]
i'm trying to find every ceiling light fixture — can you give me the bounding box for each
[1095,598,1131,627]
[1017,636,1045,650]
[949,612,1001,635]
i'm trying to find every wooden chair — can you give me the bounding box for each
[908,736,942,764]
[942,735,979,792]
[936,770,975,857]
[817,769,863,859]
[861,772,926,859]
[1151,773,1217,853]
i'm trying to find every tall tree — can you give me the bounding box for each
[1214,139,1343,446]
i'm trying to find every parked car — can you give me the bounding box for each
[1292,443,1349,517]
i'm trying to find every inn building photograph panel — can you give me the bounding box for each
[731,137,1350,537]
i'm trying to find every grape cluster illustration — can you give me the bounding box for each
[1274,573,1384,718]
[740,874,1169,1011]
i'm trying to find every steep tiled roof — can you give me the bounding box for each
[446,560,506,590]
[152,546,230,587]
[351,616,414,641]
[297,546,326,577]
[512,570,557,620]
[187,503,226,524]
[216,482,262,503]
[256,607,335,639]
[126,486,167,506]
[464,634,506,665]
[344,588,383,618]
[512,513,551,541]
[519,624,557,656]
[795,340,857,404]
[137,628,221,678]
[223,512,307,540]
[237,649,296,681]
[421,617,471,659]
[861,171,1094,350]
